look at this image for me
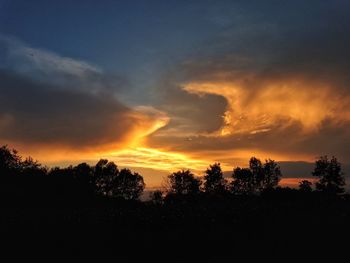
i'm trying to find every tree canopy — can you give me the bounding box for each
[232,157,282,195]
[312,156,345,194]
[166,169,202,195]
[203,163,227,194]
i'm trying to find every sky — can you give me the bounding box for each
[1,0,350,188]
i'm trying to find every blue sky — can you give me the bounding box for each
[0,0,220,104]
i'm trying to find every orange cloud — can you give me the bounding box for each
[6,106,169,164]
[183,77,350,136]
[106,147,210,172]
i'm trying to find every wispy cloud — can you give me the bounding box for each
[1,35,101,76]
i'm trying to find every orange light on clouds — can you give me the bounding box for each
[183,79,350,136]
[8,76,343,189]
[106,147,211,172]
[10,105,170,163]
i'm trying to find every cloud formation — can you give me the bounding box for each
[0,37,168,158]
[149,0,350,168]
[183,77,350,136]
[1,1,350,186]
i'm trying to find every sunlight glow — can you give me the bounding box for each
[107,147,211,172]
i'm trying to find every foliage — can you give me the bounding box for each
[1,145,347,204]
[312,156,345,194]
[0,145,22,176]
[94,159,145,200]
[150,190,164,205]
[203,163,227,194]
[166,169,202,195]
[231,167,254,194]
[112,168,145,200]
[299,180,313,193]
[232,157,282,194]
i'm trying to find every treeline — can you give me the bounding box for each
[0,145,144,203]
[1,145,350,259]
[0,145,346,204]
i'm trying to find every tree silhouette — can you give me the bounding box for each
[231,167,254,194]
[0,145,21,177]
[203,163,227,194]
[94,159,119,196]
[73,163,93,183]
[312,156,345,194]
[249,157,264,191]
[150,190,164,205]
[232,157,282,194]
[166,170,202,195]
[73,163,95,197]
[94,160,145,200]
[298,180,313,193]
[261,159,282,191]
[112,168,145,200]
[20,157,47,177]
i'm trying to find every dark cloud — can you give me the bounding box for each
[156,82,227,135]
[0,70,147,149]
[0,36,168,152]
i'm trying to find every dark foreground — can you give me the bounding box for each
[1,193,349,261]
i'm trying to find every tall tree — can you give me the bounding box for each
[74,163,93,183]
[112,168,145,200]
[232,157,282,194]
[312,156,345,194]
[203,163,227,194]
[94,159,119,196]
[73,163,95,197]
[231,167,254,194]
[166,170,202,195]
[0,145,21,177]
[249,157,264,189]
[94,160,145,200]
[261,159,282,191]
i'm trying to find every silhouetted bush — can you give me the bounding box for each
[299,180,313,193]
[150,190,164,205]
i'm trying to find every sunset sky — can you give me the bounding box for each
[1,0,350,188]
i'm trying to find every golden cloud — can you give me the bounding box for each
[7,106,170,164]
[107,147,210,172]
[183,77,350,136]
